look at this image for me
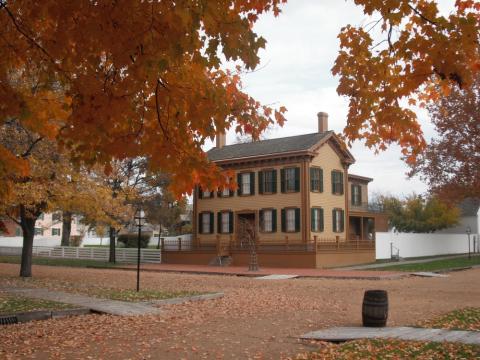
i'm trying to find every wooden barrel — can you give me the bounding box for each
[362,290,388,327]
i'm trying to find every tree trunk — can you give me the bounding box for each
[61,211,72,246]
[109,226,116,263]
[19,208,37,278]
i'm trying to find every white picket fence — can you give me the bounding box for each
[0,246,161,263]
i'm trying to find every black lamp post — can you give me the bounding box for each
[466,226,471,260]
[134,208,145,292]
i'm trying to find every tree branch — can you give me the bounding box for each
[408,3,437,25]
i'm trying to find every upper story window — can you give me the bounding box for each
[281,167,300,193]
[52,213,62,222]
[198,187,214,199]
[310,167,323,192]
[259,209,277,232]
[237,172,255,196]
[38,213,45,221]
[259,169,277,194]
[332,209,345,233]
[331,170,344,195]
[220,177,233,197]
[311,207,324,232]
[351,184,362,206]
[203,190,212,198]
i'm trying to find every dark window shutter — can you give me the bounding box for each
[311,208,315,231]
[341,210,345,232]
[358,185,362,204]
[294,167,300,192]
[217,212,222,233]
[198,187,203,199]
[281,209,286,232]
[259,171,264,194]
[295,208,300,232]
[332,209,336,232]
[229,211,234,233]
[351,184,355,205]
[198,213,203,234]
[331,172,335,194]
[209,212,214,234]
[250,172,255,195]
[310,168,315,191]
[259,209,264,230]
[319,168,323,192]
[272,170,277,193]
[237,173,242,196]
[339,172,344,195]
[280,169,285,193]
[320,208,324,231]
[272,209,277,232]
[210,191,214,198]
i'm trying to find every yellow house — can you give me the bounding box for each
[163,112,386,268]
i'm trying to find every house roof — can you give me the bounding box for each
[207,131,338,162]
[458,198,480,216]
[348,174,373,183]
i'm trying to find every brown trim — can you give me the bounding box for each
[302,160,310,242]
[344,165,350,240]
[193,187,198,246]
[348,174,373,183]
[216,154,311,170]
[213,150,312,164]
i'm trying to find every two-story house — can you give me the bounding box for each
[162,112,386,268]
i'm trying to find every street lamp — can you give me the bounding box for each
[134,208,146,292]
[466,226,471,260]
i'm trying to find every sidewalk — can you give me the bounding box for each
[4,288,162,316]
[337,253,480,270]
[119,263,407,280]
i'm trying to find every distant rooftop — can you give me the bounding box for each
[207,131,332,162]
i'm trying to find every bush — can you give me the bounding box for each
[69,235,83,247]
[117,233,151,248]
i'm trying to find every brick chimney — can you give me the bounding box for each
[216,132,226,149]
[317,112,328,133]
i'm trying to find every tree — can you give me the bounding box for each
[0,0,287,200]
[0,120,128,277]
[410,76,480,203]
[333,1,480,163]
[382,194,459,233]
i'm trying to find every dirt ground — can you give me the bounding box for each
[0,263,479,359]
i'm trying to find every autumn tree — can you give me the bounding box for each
[382,194,459,233]
[410,76,480,202]
[0,0,287,200]
[333,1,480,163]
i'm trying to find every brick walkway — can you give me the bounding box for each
[301,326,480,345]
[5,288,162,316]
[120,263,406,280]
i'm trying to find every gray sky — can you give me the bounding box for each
[205,0,454,197]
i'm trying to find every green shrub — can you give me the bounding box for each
[117,233,151,248]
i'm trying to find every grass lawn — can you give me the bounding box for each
[0,292,75,315]
[373,255,480,272]
[419,308,480,332]
[0,256,118,269]
[294,339,479,359]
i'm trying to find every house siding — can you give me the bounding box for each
[309,143,347,240]
[196,162,303,245]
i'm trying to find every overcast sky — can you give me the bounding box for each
[205,0,454,197]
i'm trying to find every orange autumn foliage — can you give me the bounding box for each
[333,0,480,163]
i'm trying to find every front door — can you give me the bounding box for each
[237,212,256,249]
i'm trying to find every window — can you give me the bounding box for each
[260,209,276,232]
[281,208,300,232]
[203,190,212,198]
[52,228,61,236]
[331,170,344,195]
[332,209,345,233]
[241,173,251,195]
[259,170,277,194]
[221,212,229,233]
[15,228,22,236]
[200,212,212,234]
[38,213,45,220]
[311,208,324,232]
[351,184,362,206]
[221,178,231,197]
[34,227,44,236]
[52,213,61,222]
[237,172,254,196]
[310,167,323,192]
[281,167,300,192]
